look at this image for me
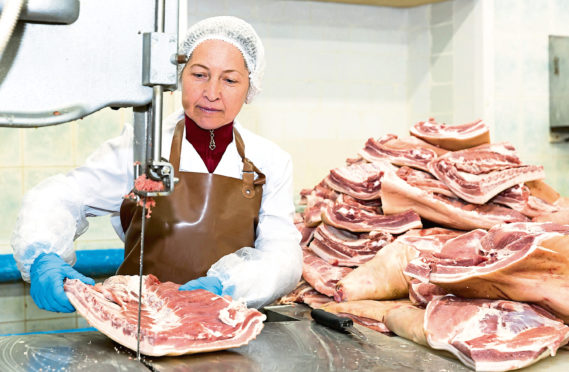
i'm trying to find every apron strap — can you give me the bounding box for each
[233,128,266,199]
[170,119,266,198]
[170,120,185,177]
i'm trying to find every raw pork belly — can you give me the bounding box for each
[425,296,569,371]
[308,224,393,267]
[427,142,545,204]
[396,166,455,197]
[322,199,422,234]
[64,275,265,356]
[533,196,569,225]
[302,181,338,227]
[380,167,528,230]
[325,162,383,200]
[295,219,316,247]
[408,279,447,307]
[276,279,331,308]
[491,184,558,218]
[410,118,490,151]
[302,249,352,297]
[405,222,569,323]
[340,194,382,214]
[359,135,442,172]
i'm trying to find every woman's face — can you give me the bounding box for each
[181,39,250,130]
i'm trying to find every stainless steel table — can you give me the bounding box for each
[1,304,567,371]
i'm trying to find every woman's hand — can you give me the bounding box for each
[30,252,95,312]
[179,276,223,295]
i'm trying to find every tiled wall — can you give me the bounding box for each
[423,0,569,195]
[491,0,569,195]
[429,0,454,125]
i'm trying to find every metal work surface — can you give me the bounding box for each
[1,304,569,371]
[0,332,147,371]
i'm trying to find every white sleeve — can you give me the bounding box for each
[11,124,134,282]
[207,153,302,308]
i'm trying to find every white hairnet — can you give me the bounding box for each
[180,16,265,104]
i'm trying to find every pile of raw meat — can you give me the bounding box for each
[280,118,569,371]
[65,274,266,356]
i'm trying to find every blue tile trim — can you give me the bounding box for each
[0,248,124,283]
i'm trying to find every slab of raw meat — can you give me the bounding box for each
[533,197,569,225]
[345,154,366,165]
[64,275,265,356]
[491,184,558,218]
[410,118,490,151]
[525,179,561,204]
[302,249,353,297]
[427,142,545,204]
[334,240,419,302]
[339,194,383,214]
[308,224,393,267]
[425,296,569,371]
[295,219,316,247]
[324,162,384,200]
[396,227,464,253]
[396,166,455,197]
[359,135,444,172]
[408,279,447,307]
[302,181,338,227]
[334,228,462,303]
[321,300,412,334]
[276,279,331,308]
[405,222,569,323]
[322,197,422,234]
[383,302,429,346]
[299,179,338,205]
[381,166,529,230]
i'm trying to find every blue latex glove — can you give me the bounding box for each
[30,252,95,313]
[179,276,224,295]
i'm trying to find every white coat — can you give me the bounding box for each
[11,108,302,308]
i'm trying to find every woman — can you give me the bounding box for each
[11,16,302,312]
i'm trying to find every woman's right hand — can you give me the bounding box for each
[30,252,95,313]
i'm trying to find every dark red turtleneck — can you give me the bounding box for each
[184,115,234,173]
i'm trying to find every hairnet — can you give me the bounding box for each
[180,16,265,104]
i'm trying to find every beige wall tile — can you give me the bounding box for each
[26,317,77,333]
[430,23,453,55]
[430,84,453,114]
[77,316,91,329]
[431,0,454,26]
[23,167,72,193]
[0,168,22,244]
[75,215,120,242]
[75,239,123,251]
[0,128,21,166]
[76,108,126,165]
[0,244,10,255]
[23,123,74,167]
[0,321,26,335]
[25,291,78,321]
[0,282,25,323]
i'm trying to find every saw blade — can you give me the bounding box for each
[136,197,147,360]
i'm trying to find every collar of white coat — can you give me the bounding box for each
[162,109,252,180]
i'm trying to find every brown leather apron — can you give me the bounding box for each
[117,120,265,284]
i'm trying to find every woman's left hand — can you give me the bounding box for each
[179,276,223,295]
